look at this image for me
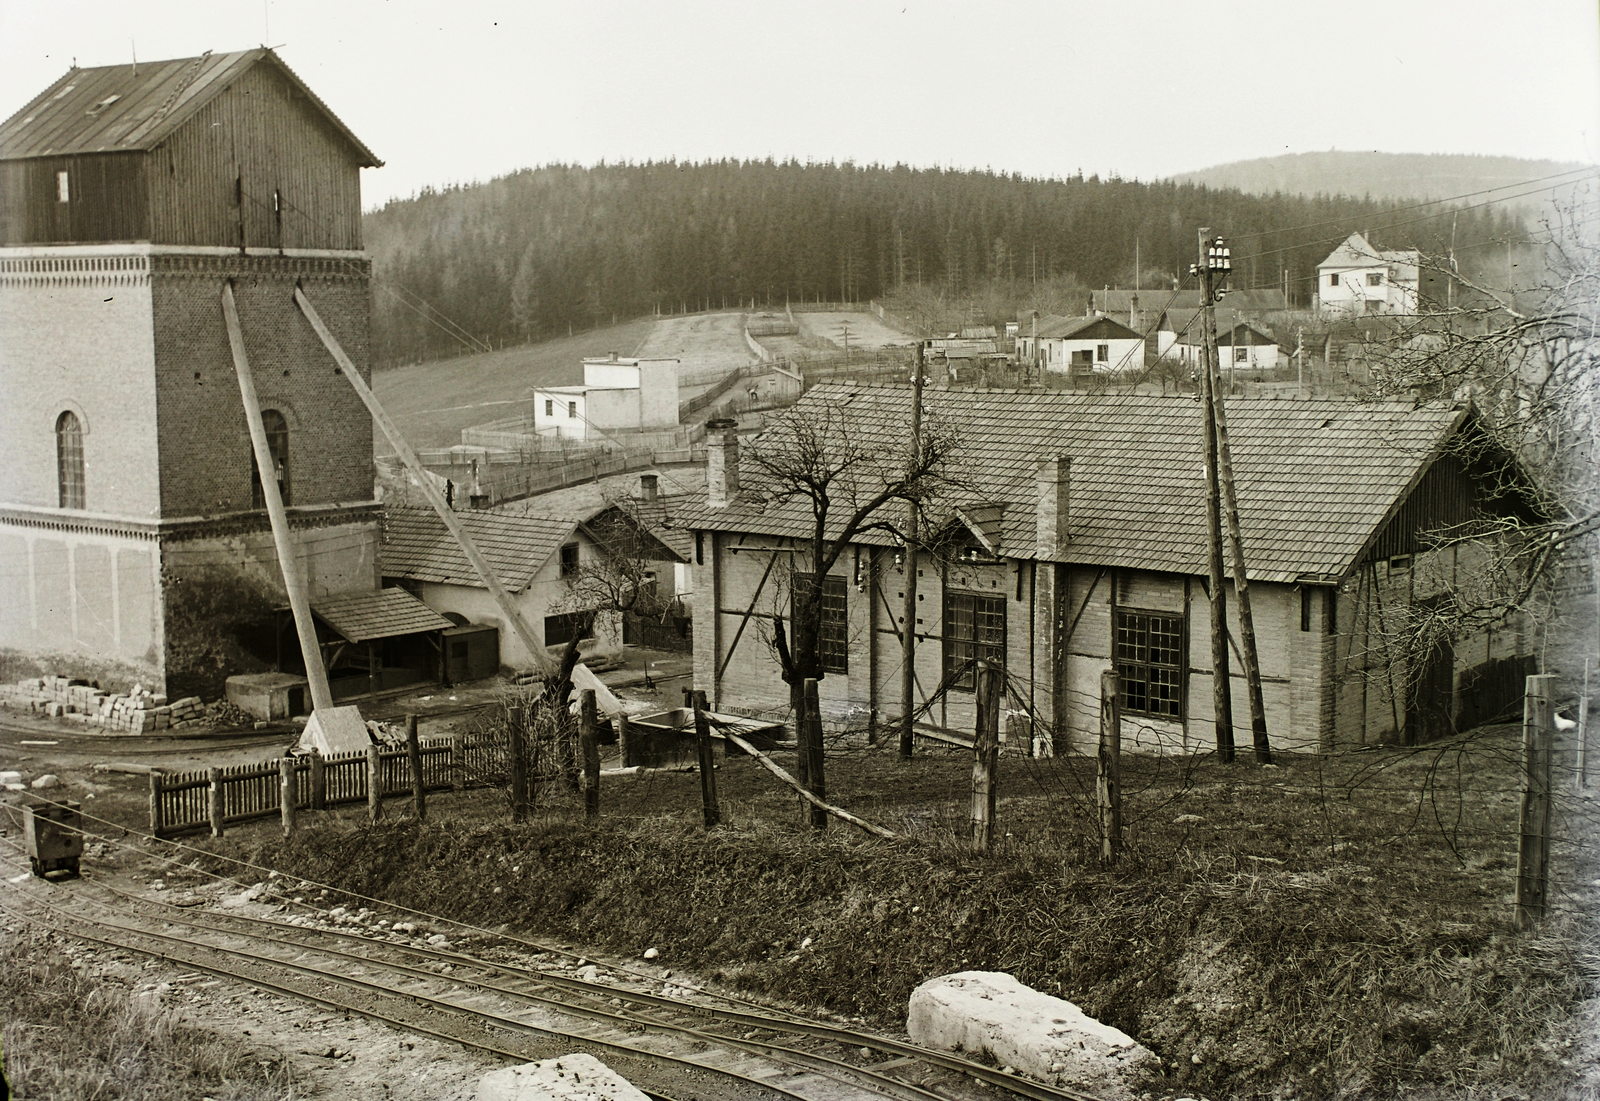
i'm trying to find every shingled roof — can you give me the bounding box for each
[382,508,579,592]
[0,48,381,164]
[311,589,453,644]
[678,385,1484,584]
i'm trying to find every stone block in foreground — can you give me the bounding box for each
[908,970,1154,1098]
[476,1052,649,1101]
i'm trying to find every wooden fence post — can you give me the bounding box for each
[279,757,297,837]
[801,679,828,831]
[617,713,633,769]
[1577,657,1590,790]
[367,744,382,824]
[208,767,225,838]
[148,771,164,837]
[508,706,529,823]
[1516,673,1556,926]
[580,690,600,821]
[692,690,721,827]
[406,713,426,822]
[310,754,326,811]
[971,662,1000,851]
[1098,669,1123,864]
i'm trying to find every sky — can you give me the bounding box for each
[2,0,1597,207]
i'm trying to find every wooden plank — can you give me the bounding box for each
[718,727,897,840]
[294,286,555,676]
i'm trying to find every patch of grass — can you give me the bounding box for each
[0,926,294,1100]
[208,727,1595,1100]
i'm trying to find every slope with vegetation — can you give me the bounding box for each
[364,161,1522,367]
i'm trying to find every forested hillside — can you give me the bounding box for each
[1168,151,1588,206]
[364,160,1523,367]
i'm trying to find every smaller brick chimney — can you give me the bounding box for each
[1035,457,1070,559]
[707,423,740,509]
[639,473,659,502]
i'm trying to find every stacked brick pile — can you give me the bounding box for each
[0,676,205,733]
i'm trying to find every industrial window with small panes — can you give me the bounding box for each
[943,590,1005,690]
[792,573,848,674]
[1116,610,1184,718]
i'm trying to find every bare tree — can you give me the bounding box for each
[1360,199,1599,675]
[739,391,962,706]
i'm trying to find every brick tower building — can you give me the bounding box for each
[0,49,385,698]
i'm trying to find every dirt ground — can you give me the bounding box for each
[795,312,914,352]
[635,312,754,381]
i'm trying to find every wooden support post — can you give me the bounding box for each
[208,767,225,839]
[900,343,924,760]
[223,283,334,713]
[1578,658,1591,790]
[293,286,556,678]
[692,690,721,827]
[310,754,326,811]
[1098,670,1123,864]
[1515,673,1555,926]
[279,757,297,837]
[366,744,382,824]
[580,690,600,821]
[508,706,529,823]
[1198,229,1235,764]
[406,713,426,822]
[148,771,164,837]
[801,679,828,831]
[617,713,633,769]
[971,661,1000,851]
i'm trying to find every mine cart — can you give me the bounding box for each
[22,795,83,878]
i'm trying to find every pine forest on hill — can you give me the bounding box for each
[364,160,1526,368]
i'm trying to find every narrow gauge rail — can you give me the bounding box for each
[0,854,1102,1101]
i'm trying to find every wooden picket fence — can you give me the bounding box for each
[148,737,498,838]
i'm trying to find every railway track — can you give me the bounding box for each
[0,843,1102,1101]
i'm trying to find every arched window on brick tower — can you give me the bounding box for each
[251,410,291,509]
[56,411,85,509]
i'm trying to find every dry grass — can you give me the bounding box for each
[191,723,1599,1099]
[0,926,294,1100]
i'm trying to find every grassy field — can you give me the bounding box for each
[371,318,655,451]
[187,721,1600,1101]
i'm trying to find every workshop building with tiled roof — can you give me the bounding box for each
[677,384,1539,753]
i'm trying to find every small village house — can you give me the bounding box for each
[1036,315,1146,376]
[532,354,681,441]
[1163,312,1281,372]
[380,504,685,671]
[1316,232,1420,317]
[680,386,1539,754]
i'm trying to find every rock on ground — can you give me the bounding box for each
[476,1053,648,1101]
[907,971,1154,1099]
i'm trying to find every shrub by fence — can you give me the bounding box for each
[148,736,495,838]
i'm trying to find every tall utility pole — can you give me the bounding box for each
[899,342,925,759]
[1195,229,1234,762]
[1199,233,1272,763]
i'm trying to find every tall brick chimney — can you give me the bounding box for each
[707,422,740,508]
[1035,457,1070,559]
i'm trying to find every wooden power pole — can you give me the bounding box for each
[1196,229,1235,762]
[1199,233,1273,764]
[899,342,925,760]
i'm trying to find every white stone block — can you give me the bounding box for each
[476,1053,649,1101]
[907,971,1154,1099]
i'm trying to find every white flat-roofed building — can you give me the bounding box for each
[532,354,680,440]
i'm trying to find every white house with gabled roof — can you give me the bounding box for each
[1316,232,1420,317]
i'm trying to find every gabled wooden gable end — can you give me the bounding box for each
[681,388,1543,755]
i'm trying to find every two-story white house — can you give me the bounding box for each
[532,354,680,441]
[1316,233,1420,318]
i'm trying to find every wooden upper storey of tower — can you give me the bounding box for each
[0,49,381,249]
